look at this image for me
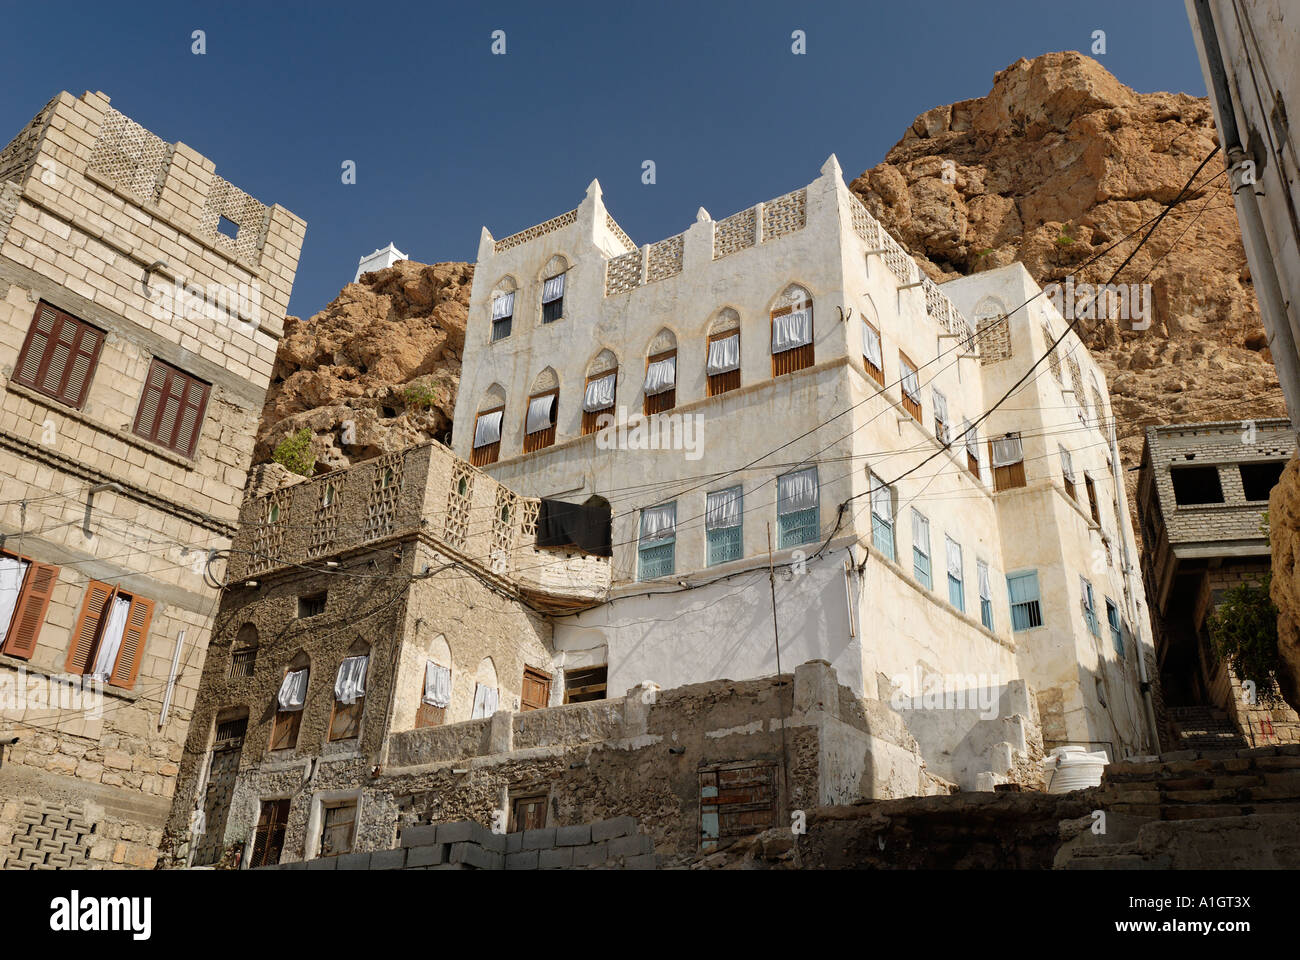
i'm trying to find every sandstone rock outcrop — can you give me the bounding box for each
[1269,458,1300,710]
[256,260,472,472]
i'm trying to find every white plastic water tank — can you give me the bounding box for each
[1043,745,1108,793]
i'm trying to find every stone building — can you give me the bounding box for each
[0,92,304,869]
[449,157,1159,777]
[1137,419,1300,748]
[354,242,406,283]
[162,442,612,867]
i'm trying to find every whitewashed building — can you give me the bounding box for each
[354,242,407,282]
[449,156,1159,785]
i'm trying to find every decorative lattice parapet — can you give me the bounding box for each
[200,175,270,263]
[713,207,756,260]
[761,188,807,242]
[364,453,405,542]
[495,209,578,253]
[976,313,1013,365]
[443,460,474,550]
[605,249,643,295]
[3,800,93,869]
[605,212,636,253]
[306,477,342,559]
[851,198,916,284]
[646,233,684,282]
[247,488,292,576]
[921,276,975,349]
[490,486,519,574]
[0,97,57,185]
[519,498,540,539]
[87,108,172,206]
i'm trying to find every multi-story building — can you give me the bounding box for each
[1137,419,1300,748]
[0,92,304,869]
[450,156,1159,775]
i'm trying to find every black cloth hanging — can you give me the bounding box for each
[536,498,612,557]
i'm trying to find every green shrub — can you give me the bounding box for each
[1207,575,1282,705]
[401,381,441,411]
[272,427,316,477]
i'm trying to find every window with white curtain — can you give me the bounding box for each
[868,472,894,562]
[911,509,931,589]
[705,486,743,566]
[933,389,950,444]
[89,593,132,681]
[861,320,882,371]
[977,560,994,630]
[771,306,812,353]
[471,683,499,719]
[991,433,1024,467]
[277,668,309,712]
[638,502,676,579]
[473,409,503,448]
[777,466,819,548]
[706,334,740,375]
[0,555,30,646]
[491,292,514,341]
[541,273,565,323]
[583,372,616,412]
[334,655,368,705]
[423,661,452,708]
[525,393,556,434]
[643,355,677,395]
[945,536,964,612]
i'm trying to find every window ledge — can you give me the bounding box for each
[4,378,198,470]
[0,652,140,702]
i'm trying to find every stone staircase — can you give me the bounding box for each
[1055,744,1300,869]
[1166,705,1248,752]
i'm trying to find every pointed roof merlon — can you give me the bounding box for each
[820,154,843,180]
[696,207,712,222]
[586,178,603,202]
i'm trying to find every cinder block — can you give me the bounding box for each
[591,816,637,842]
[469,822,507,853]
[555,824,591,846]
[623,853,659,870]
[538,846,573,869]
[336,852,371,871]
[449,842,503,870]
[608,834,653,858]
[280,861,307,870]
[306,856,337,870]
[370,848,407,870]
[400,824,440,848]
[505,850,539,870]
[435,821,476,844]
[522,827,556,850]
[406,844,444,868]
[572,842,609,866]
[505,832,523,853]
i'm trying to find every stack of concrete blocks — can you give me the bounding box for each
[260,817,658,870]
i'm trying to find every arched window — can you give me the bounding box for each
[706,310,741,396]
[270,651,310,751]
[229,623,258,678]
[490,277,516,342]
[643,328,677,416]
[328,639,370,741]
[417,633,453,728]
[471,384,506,466]
[524,368,559,452]
[860,295,884,386]
[470,657,499,719]
[582,350,618,435]
[771,284,814,376]
[541,255,568,324]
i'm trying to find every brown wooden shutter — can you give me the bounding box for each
[65,581,114,674]
[12,303,105,409]
[2,561,59,660]
[108,594,154,689]
[133,359,210,457]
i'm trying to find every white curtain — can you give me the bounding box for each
[778,467,818,514]
[491,292,514,320]
[706,488,742,529]
[911,509,929,553]
[1059,446,1075,482]
[861,321,882,368]
[277,667,309,711]
[946,537,963,579]
[541,273,565,304]
[991,434,1023,467]
[932,389,949,424]
[978,561,992,600]
[640,503,676,542]
[583,372,616,411]
[963,419,979,461]
[471,683,498,719]
[90,594,131,680]
[706,334,740,375]
[334,655,368,704]
[473,409,502,447]
[643,356,676,395]
[525,393,555,434]
[900,363,921,402]
[869,477,891,521]
[771,308,812,353]
[0,556,29,644]
[422,661,451,708]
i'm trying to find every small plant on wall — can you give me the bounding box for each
[272,427,316,477]
[1207,575,1282,705]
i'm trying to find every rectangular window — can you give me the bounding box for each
[638,502,676,579]
[249,799,290,867]
[328,654,368,741]
[643,351,677,415]
[470,407,503,466]
[132,358,211,458]
[541,273,565,323]
[298,592,327,618]
[1060,446,1076,500]
[977,560,994,630]
[523,390,558,452]
[230,646,257,678]
[491,292,514,341]
[989,433,1026,491]
[581,370,617,435]
[563,665,608,704]
[318,801,357,858]
[13,302,105,409]
[861,319,884,386]
[417,660,451,728]
[64,582,154,689]
[1007,570,1043,631]
[778,466,820,549]
[945,536,964,612]
[899,352,922,422]
[510,795,547,832]
[932,388,949,444]
[705,486,743,566]
[869,473,895,561]
[911,509,931,589]
[521,666,552,711]
[470,682,499,719]
[963,419,981,479]
[706,330,741,396]
[1085,472,1100,524]
[1240,461,1286,502]
[271,666,308,750]
[1106,599,1124,656]
[771,301,814,375]
[1080,575,1100,637]
[1170,465,1224,505]
[0,552,58,661]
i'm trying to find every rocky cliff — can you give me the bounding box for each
[1269,460,1300,710]
[257,260,472,472]
[849,51,1285,480]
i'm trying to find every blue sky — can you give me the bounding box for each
[2,0,1207,318]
